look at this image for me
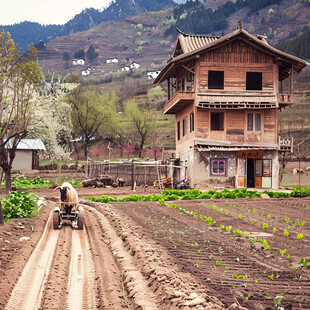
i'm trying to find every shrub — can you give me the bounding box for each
[1,191,41,221]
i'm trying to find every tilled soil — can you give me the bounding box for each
[0,187,310,309]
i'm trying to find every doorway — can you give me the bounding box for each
[247,158,255,188]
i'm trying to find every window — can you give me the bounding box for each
[238,158,246,176]
[263,159,272,177]
[247,113,253,131]
[183,117,188,136]
[246,72,262,90]
[177,121,180,140]
[186,70,194,82]
[255,114,261,131]
[247,113,262,132]
[210,159,227,176]
[255,159,263,176]
[211,112,224,131]
[190,112,194,132]
[208,71,224,89]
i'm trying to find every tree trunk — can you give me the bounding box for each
[84,140,88,160]
[4,166,12,190]
[0,202,4,225]
[139,137,145,158]
[73,141,80,164]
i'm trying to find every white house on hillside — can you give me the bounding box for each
[73,59,85,66]
[130,62,140,70]
[81,70,90,76]
[106,58,119,64]
[147,70,161,79]
[121,66,130,71]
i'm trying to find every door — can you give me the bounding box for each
[247,158,255,188]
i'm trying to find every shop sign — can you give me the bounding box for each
[237,150,264,159]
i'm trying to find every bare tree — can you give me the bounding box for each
[66,86,119,159]
[125,99,156,158]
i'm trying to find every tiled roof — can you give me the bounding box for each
[154,26,306,84]
[176,29,221,54]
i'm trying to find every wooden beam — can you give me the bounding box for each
[181,64,195,75]
[289,67,294,94]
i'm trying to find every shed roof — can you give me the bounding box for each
[10,139,46,151]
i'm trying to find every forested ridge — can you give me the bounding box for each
[275,27,310,60]
[164,0,284,38]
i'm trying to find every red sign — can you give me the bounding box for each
[237,150,264,159]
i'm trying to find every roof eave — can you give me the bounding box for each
[155,27,307,85]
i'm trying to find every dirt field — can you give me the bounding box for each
[0,185,310,309]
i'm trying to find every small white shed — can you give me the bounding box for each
[10,139,46,171]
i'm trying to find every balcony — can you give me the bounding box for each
[278,93,294,108]
[163,91,195,114]
[197,93,278,109]
[279,136,293,152]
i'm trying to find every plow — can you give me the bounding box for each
[53,202,84,230]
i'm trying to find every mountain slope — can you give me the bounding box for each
[101,0,176,20]
[0,0,177,52]
[0,22,62,52]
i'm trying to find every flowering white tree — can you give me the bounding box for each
[28,76,76,162]
[0,31,42,189]
[0,31,77,190]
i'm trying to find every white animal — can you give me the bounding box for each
[55,182,79,213]
[293,168,308,175]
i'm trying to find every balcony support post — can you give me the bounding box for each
[167,78,171,100]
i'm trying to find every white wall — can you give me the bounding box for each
[12,150,32,171]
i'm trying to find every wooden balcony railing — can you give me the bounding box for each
[164,91,195,114]
[278,93,294,108]
[197,93,278,109]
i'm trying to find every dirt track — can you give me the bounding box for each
[1,187,310,309]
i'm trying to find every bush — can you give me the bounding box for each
[1,191,42,221]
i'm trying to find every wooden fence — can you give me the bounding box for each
[84,160,186,187]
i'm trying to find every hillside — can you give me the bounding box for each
[0,0,177,52]
[37,0,310,84]
[38,11,174,80]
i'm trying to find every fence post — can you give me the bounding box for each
[0,202,4,225]
[131,161,136,191]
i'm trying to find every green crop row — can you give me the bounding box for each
[86,188,310,203]
[1,177,81,189]
[1,177,51,189]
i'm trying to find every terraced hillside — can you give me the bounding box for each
[38,11,174,79]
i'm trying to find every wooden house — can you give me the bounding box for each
[154,23,306,189]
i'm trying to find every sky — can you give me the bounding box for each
[0,0,112,25]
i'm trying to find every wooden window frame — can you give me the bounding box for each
[208,70,224,90]
[210,158,227,176]
[183,117,188,137]
[211,112,224,131]
[263,159,272,177]
[247,113,262,132]
[190,112,194,132]
[246,72,262,90]
[177,121,180,140]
